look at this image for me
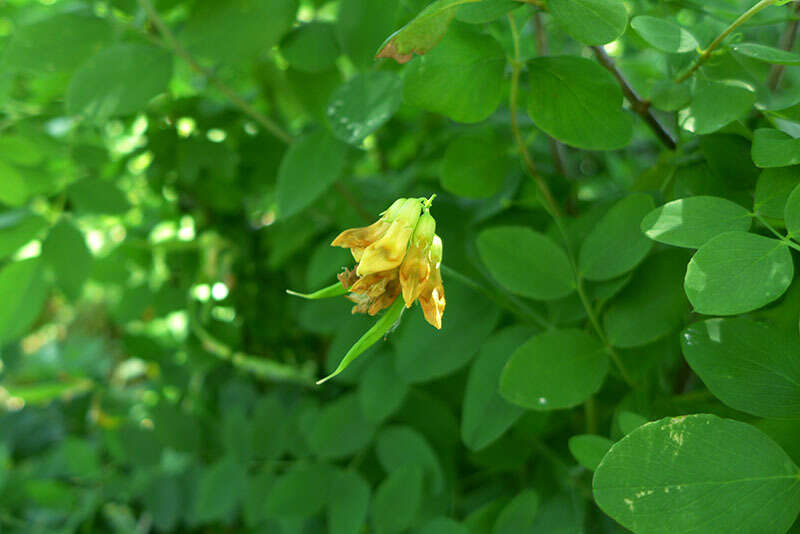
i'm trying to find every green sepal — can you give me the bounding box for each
[286,281,348,300]
[317,297,406,385]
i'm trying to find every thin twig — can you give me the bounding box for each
[137,0,293,144]
[591,46,677,150]
[507,15,638,389]
[768,1,800,90]
[675,0,780,83]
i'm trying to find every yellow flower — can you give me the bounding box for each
[417,235,445,329]
[356,198,422,276]
[332,197,444,328]
[399,210,436,307]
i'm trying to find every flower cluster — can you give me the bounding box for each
[331,198,446,329]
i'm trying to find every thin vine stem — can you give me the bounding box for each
[507,15,638,389]
[675,0,781,83]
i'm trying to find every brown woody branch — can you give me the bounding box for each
[768,1,800,90]
[591,46,678,150]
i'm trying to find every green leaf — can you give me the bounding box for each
[754,167,800,218]
[265,464,333,518]
[286,281,348,300]
[527,56,633,150]
[320,298,405,384]
[689,78,756,135]
[461,327,532,451]
[530,494,586,533]
[0,161,27,207]
[66,44,173,120]
[500,329,608,410]
[2,12,111,73]
[593,415,800,534]
[631,16,698,53]
[42,220,92,301]
[281,22,341,73]
[371,465,424,534]
[358,352,408,423]
[549,0,628,46]
[732,43,800,65]
[327,71,403,145]
[682,318,800,419]
[684,232,794,315]
[67,178,130,215]
[306,394,377,459]
[456,0,520,23]
[376,426,443,493]
[785,183,800,238]
[477,227,575,300]
[327,470,370,534]
[752,129,800,168]
[580,194,655,281]
[337,0,401,68]
[0,211,47,261]
[493,490,539,534]
[569,435,613,471]
[0,258,49,344]
[192,458,247,523]
[441,133,507,198]
[393,279,500,383]
[276,129,349,220]
[420,517,469,534]
[377,0,478,62]
[604,251,688,348]
[641,196,752,248]
[403,25,505,123]
[181,0,297,63]
[650,80,691,111]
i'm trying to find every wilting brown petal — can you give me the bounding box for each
[331,220,390,249]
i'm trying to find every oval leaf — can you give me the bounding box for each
[641,196,752,248]
[631,16,698,53]
[684,232,794,315]
[500,329,608,410]
[682,318,800,418]
[477,226,574,300]
[593,415,800,534]
[549,0,628,46]
[327,71,403,145]
[527,56,633,150]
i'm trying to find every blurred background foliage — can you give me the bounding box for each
[0,0,798,532]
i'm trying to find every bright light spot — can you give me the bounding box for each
[150,221,177,244]
[192,284,211,301]
[207,129,227,143]
[86,230,105,253]
[45,117,75,137]
[177,117,196,138]
[260,211,276,227]
[109,225,127,244]
[211,306,236,322]
[140,418,154,430]
[167,311,188,337]
[297,6,314,21]
[132,115,149,136]
[363,134,377,149]
[14,240,40,260]
[128,150,153,174]
[178,215,195,241]
[211,282,229,301]
[162,186,178,202]
[244,122,258,135]
[604,40,622,56]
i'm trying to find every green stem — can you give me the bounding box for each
[507,15,638,390]
[754,212,800,252]
[441,265,553,329]
[676,0,780,83]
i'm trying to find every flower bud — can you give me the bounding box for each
[399,211,436,307]
[357,198,422,276]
